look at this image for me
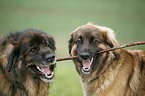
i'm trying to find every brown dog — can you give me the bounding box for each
[0,29,56,96]
[69,23,145,96]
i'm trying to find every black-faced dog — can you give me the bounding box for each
[69,23,145,96]
[0,29,56,96]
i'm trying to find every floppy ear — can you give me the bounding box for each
[103,32,115,48]
[6,47,19,72]
[99,26,119,48]
[100,26,120,60]
[6,40,19,72]
[68,35,74,55]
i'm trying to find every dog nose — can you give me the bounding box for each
[45,54,56,63]
[80,52,90,60]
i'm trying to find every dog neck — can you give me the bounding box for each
[0,69,49,96]
[23,74,49,96]
[79,54,123,96]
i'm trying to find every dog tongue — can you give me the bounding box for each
[40,66,51,74]
[82,60,91,68]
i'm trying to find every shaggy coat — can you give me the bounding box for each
[0,29,56,96]
[69,23,145,96]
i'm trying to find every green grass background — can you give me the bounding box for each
[0,0,145,96]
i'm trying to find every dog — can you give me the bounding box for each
[0,29,56,96]
[68,23,145,96]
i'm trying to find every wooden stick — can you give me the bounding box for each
[97,41,145,54]
[56,41,145,62]
[56,56,77,61]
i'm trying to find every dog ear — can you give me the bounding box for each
[6,39,20,72]
[6,48,19,72]
[100,26,119,48]
[68,35,74,55]
[104,35,114,48]
[101,27,120,60]
[6,45,23,77]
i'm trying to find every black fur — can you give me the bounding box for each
[68,36,74,55]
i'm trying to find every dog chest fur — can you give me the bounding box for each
[79,49,141,96]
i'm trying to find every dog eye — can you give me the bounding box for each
[76,38,82,44]
[43,41,51,47]
[93,39,99,44]
[30,46,38,53]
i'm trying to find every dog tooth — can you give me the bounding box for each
[45,74,48,77]
[90,58,93,64]
[37,66,41,71]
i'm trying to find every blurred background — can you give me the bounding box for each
[0,0,145,96]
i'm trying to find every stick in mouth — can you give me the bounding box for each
[82,57,94,74]
[56,41,145,62]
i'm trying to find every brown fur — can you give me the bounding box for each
[69,23,145,96]
[0,29,56,96]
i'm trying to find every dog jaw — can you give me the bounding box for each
[37,65,55,82]
[82,57,94,74]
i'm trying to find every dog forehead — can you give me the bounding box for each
[72,27,103,39]
[19,31,52,43]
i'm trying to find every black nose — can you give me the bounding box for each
[45,54,56,63]
[80,52,90,60]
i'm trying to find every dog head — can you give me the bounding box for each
[69,23,119,75]
[5,29,56,82]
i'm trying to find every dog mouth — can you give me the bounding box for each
[27,61,56,82]
[81,57,94,74]
[36,64,55,82]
